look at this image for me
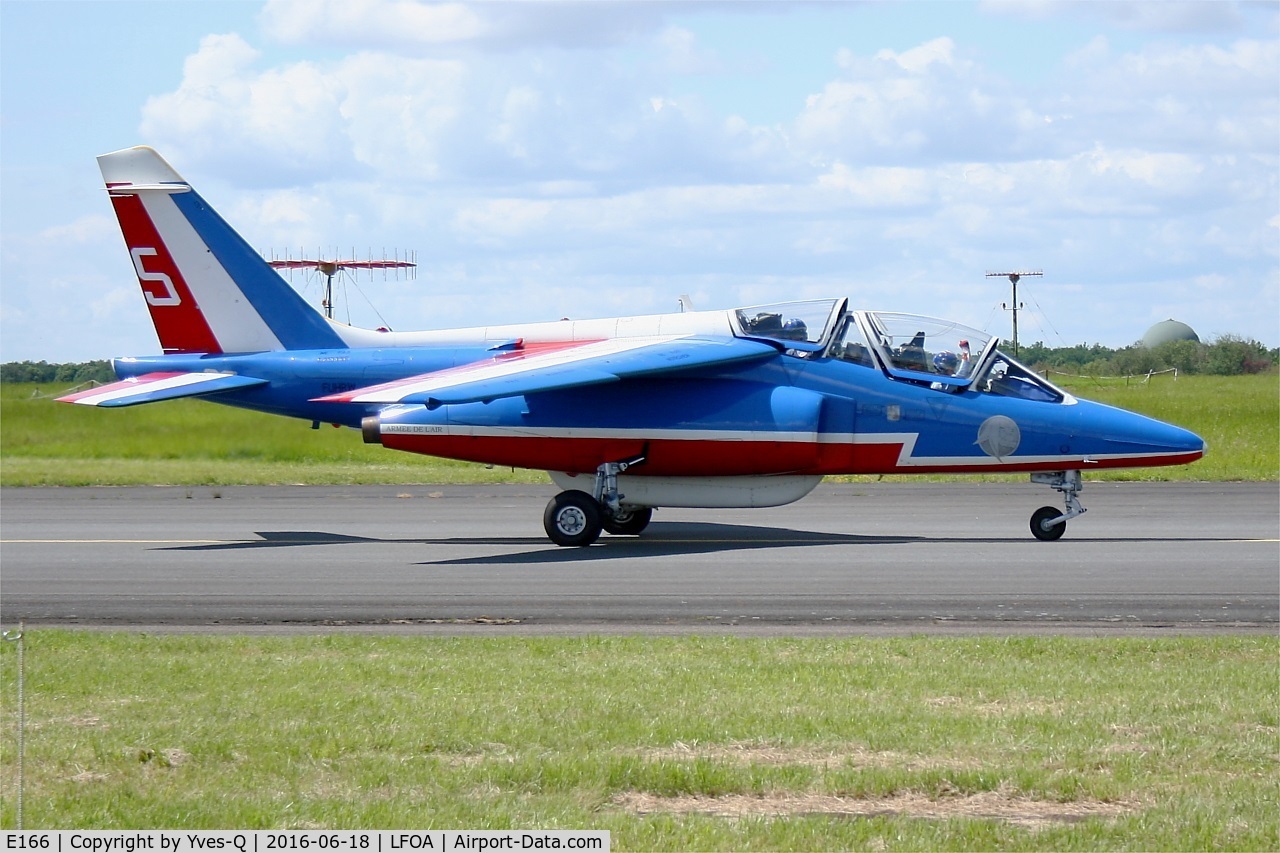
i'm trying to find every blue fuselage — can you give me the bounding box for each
[113,345,1205,477]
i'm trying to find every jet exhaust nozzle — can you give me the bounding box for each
[361,415,382,445]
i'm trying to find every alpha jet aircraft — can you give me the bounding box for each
[61,147,1206,546]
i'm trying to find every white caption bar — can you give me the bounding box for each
[2,832,608,853]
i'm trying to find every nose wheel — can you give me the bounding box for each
[1030,505,1067,541]
[1029,470,1087,541]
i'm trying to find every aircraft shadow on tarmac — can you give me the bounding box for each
[160,522,924,562]
[158,523,1246,564]
[422,523,927,565]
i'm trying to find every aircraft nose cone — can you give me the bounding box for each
[1143,418,1206,460]
[1165,421,1207,455]
[1074,399,1205,466]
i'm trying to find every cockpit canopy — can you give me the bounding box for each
[731,298,1070,403]
[857,312,995,384]
[733,299,843,348]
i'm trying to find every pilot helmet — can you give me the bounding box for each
[932,351,959,374]
[781,318,808,340]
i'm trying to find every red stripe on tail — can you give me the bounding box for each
[110,193,221,354]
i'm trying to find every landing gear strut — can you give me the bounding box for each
[1028,470,1087,541]
[542,456,650,547]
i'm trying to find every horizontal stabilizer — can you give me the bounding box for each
[57,371,268,408]
[316,335,780,406]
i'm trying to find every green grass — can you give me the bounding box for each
[1,374,1275,485]
[0,384,546,486]
[1,633,1275,849]
[1052,372,1279,481]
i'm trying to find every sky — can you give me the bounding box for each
[1,0,1277,363]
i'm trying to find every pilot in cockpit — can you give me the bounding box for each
[955,339,974,377]
[779,318,808,341]
[932,351,960,376]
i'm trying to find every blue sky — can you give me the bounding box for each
[2,0,1276,362]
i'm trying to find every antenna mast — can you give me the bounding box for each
[986,269,1042,358]
[267,249,417,320]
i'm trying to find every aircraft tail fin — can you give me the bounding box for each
[98,146,346,354]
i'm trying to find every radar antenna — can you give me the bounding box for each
[267,249,417,320]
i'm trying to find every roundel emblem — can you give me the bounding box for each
[976,415,1021,460]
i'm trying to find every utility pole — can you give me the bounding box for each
[986,270,1042,358]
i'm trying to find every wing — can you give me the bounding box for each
[57,371,268,407]
[314,335,781,407]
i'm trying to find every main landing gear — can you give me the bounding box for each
[543,457,652,547]
[1028,470,1087,541]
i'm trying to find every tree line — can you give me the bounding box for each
[1,360,115,385]
[1011,335,1277,377]
[3,335,1276,387]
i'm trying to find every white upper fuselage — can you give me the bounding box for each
[329,308,735,349]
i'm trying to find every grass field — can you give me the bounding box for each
[1,374,1276,485]
[1,633,1276,849]
[0,383,543,486]
[1050,372,1279,481]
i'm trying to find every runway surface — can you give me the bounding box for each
[1,482,1276,634]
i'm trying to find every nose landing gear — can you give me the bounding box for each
[1029,470,1087,541]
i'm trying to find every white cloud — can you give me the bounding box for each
[816,163,934,208]
[1054,38,1280,154]
[796,38,1028,167]
[981,0,1261,33]
[262,0,485,46]
[337,52,468,180]
[141,26,796,194]
[140,34,355,184]
[133,13,1271,350]
[655,25,723,75]
[875,36,957,73]
[35,214,116,246]
[259,0,666,51]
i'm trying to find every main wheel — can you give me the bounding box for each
[1030,506,1066,541]
[602,506,653,536]
[543,490,603,547]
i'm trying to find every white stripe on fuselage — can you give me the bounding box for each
[329,308,738,348]
[345,336,687,403]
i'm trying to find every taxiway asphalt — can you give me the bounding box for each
[1,482,1275,634]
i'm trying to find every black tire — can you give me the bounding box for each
[1030,506,1066,541]
[543,490,603,547]
[602,507,653,536]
